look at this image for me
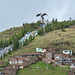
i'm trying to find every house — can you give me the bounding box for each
[21,53,42,58]
[70,63,75,70]
[63,54,71,65]
[46,51,54,63]
[3,65,19,75]
[46,47,59,54]
[63,58,75,65]
[0,71,7,75]
[70,59,75,70]
[63,50,72,55]
[9,56,38,69]
[36,48,43,52]
[55,42,70,46]
[63,58,72,65]
[69,25,75,29]
[9,57,28,69]
[54,54,63,65]
[68,71,75,75]
[14,55,22,58]
[36,48,46,53]
[63,54,71,59]
[45,48,59,63]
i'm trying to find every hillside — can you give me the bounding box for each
[17,61,69,75]
[0,27,23,40]
[2,27,75,60]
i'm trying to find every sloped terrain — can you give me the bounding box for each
[16,61,68,75]
[2,28,75,60]
[0,27,23,40]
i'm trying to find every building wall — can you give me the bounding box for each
[46,52,53,63]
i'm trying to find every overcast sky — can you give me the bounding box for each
[0,0,75,32]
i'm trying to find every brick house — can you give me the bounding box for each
[21,53,42,57]
[46,52,53,63]
[54,54,63,65]
[0,72,7,75]
[46,47,59,54]
[70,63,75,70]
[63,58,72,65]
[0,70,8,75]
[62,54,71,65]
[63,54,71,59]
[69,25,75,29]
[68,71,75,75]
[9,57,29,69]
[55,42,70,46]
[3,65,19,75]
[63,58,75,66]
[45,48,59,63]
[9,56,38,69]
[70,59,75,70]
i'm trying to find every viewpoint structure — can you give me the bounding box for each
[36,13,47,24]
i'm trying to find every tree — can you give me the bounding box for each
[45,24,50,33]
[0,55,2,59]
[36,20,41,26]
[23,39,28,46]
[3,53,7,57]
[12,37,19,50]
[32,35,35,40]
[38,28,44,35]
[9,38,12,45]
[8,49,11,54]
[29,35,33,42]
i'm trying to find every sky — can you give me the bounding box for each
[0,0,75,32]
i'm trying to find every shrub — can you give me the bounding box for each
[61,29,66,32]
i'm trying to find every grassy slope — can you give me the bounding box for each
[1,27,75,75]
[17,61,69,75]
[2,28,75,60]
[0,27,23,40]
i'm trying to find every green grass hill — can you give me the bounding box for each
[2,27,75,60]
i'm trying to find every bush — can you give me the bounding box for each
[61,29,66,32]
[23,39,28,46]
[8,49,11,54]
[0,55,2,59]
[38,28,44,35]
[3,53,7,57]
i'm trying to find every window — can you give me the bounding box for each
[48,53,50,55]
[13,61,17,64]
[18,61,23,63]
[60,61,62,65]
[60,56,61,58]
[9,61,12,64]
[66,56,68,58]
[58,61,59,64]
[13,65,15,68]
[63,44,64,45]
[65,51,67,52]
[48,57,50,59]
[56,56,59,58]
